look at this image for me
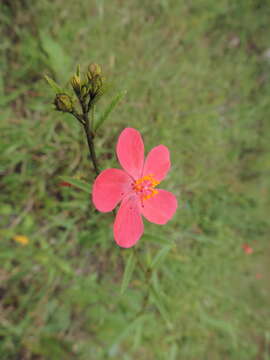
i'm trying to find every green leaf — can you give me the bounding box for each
[40,31,72,81]
[169,343,178,360]
[143,233,171,245]
[151,290,172,329]
[56,259,73,275]
[94,90,127,131]
[59,176,90,193]
[150,244,172,269]
[0,74,29,106]
[76,64,80,77]
[199,311,237,348]
[120,251,136,295]
[132,319,143,350]
[44,75,63,93]
[109,314,148,356]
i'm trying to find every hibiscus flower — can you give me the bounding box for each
[92,128,177,248]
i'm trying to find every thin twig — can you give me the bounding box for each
[71,111,85,126]
[74,98,100,176]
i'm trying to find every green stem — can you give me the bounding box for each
[71,110,84,125]
[78,99,100,176]
[83,111,100,176]
[91,105,95,129]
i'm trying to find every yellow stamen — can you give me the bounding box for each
[133,174,160,201]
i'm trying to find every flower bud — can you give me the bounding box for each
[70,74,81,95]
[88,63,101,78]
[54,94,73,112]
[81,84,89,98]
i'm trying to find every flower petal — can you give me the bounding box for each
[143,145,171,182]
[116,128,144,179]
[141,189,177,224]
[92,169,132,212]
[114,195,144,248]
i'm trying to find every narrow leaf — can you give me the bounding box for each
[94,90,127,131]
[109,314,148,356]
[40,31,71,81]
[56,259,73,275]
[44,75,63,93]
[132,319,143,350]
[143,233,170,245]
[151,290,172,329]
[169,343,178,360]
[121,251,136,295]
[151,244,172,269]
[76,64,80,77]
[59,176,90,193]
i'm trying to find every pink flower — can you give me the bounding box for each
[242,243,254,255]
[92,128,178,248]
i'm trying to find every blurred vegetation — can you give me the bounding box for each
[1,0,270,359]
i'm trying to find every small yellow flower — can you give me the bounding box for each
[13,235,29,246]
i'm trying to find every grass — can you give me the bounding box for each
[1,0,270,359]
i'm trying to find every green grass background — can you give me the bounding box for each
[1,0,270,359]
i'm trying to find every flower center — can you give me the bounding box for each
[133,175,160,201]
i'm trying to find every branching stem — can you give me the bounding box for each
[73,99,100,176]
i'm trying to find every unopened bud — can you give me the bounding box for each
[88,63,101,78]
[80,85,89,99]
[70,74,81,95]
[54,94,73,112]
